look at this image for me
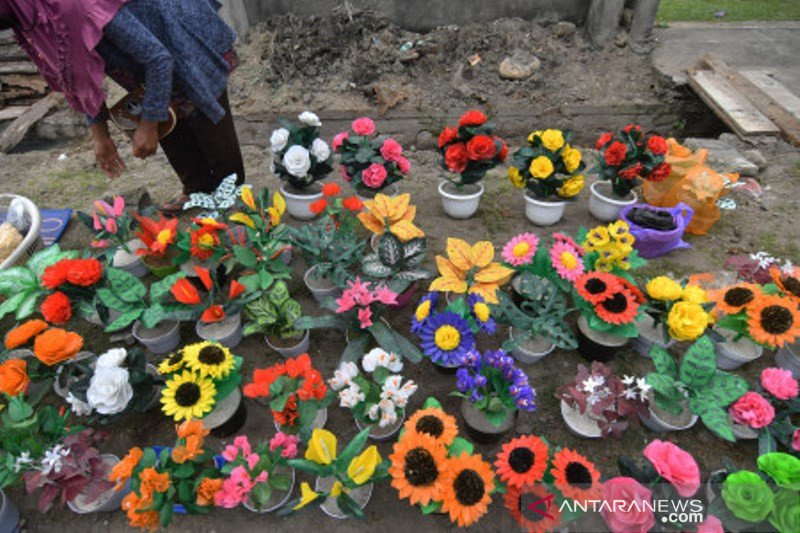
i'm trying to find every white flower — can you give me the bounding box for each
[397,380,418,403]
[339,383,365,408]
[621,375,636,386]
[311,138,330,162]
[367,404,380,421]
[381,375,403,398]
[97,348,127,368]
[41,444,70,476]
[298,111,322,127]
[66,393,93,416]
[622,388,638,400]
[782,260,795,274]
[282,145,311,178]
[582,375,605,393]
[270,128,290,154]
[636,378,653,402]
[379,351,403,373]
[361,348,386,372]
[13,451,33,473]
[329,362,359,391]
[378,398,397,427]
[86,366,133,415]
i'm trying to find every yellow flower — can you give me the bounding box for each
[508,167,525,189]
[473,302,490,322]
[330,481,344,497]
[293,482,321,510]
[595,258,613,272]
[562,145,582,173]
[357,193,424,241]
[615,232,635,247]
[527,130,543,143]
[540,129,565,151]
[608,220,631,238]
[347,445,381,485]
[267,190,286,226]
[415,300,431,323]
[305,429,337,465]
[646,276,683,301]
[429,238,514,304]
[241,186,256,211]
[160,371,216,421]
[435,325,462,351]
[156,229,173,246]
[585,226,611,250]
[229,212,256,229]
[529,156,554,179]
[667,301,711,341]
[557,174,584,198]
[682,285,710,304]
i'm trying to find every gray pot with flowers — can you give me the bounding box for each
[361,233,430,309]
[243,281,308,358]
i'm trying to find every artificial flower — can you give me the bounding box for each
[190,226,221,260]
[411,292,437,333]
[40,291,72,324]
[357,193,424,241]
[646,276,683,301]
[761,367,799,400]
[389,431,448,506]
[109,447,143,491]
[758,452,800,490]
[643,440,700,497]
[404,406,458,447]
[0,358,29,396]
[283,145,312,178]
[721,470,774,522]
[4,319,48,349]
[293,482,321,510]
[770,489,800,533]
[183,341,235,379]
[267,190,286,226]
[352,117,376,135]
[439,452,495,527]
[505,483,562,533]
[557,174,584,198]
[575,272,621,305]
[171,277,201,305]
[157,349,186,375]
[494,435,549,489]
[134,213,178,257]
[33,328,83,365]
[305,428,337,465]
[465,135,497,160]
[551,448,601,503]
[161,370,216,421]
[771,265,800,303]
[501,233,538,266]
[550,239,584,282]
[196,477,223,507]
[667,301,711,341]
[201,305,226,323]
[86,365,133,415]
[418,311,475,367]
[459,110,487,127]
[508,166,525,189]
[600,477,655,533]
[594,289,639,325]
[347,445,381,485]
[681,284,710,304]
[746,293,800,348]
[729,392,775,429]
[710,283,760,315]
[529,156,554,179]
[429,238,513,304]
[540,129,565,151]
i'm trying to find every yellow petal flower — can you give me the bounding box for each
[540,129,565,151]
[305,428,337,465]
[293,482,321,510]
[470,241,495,268]
[390,219,425,241]
[446,238,474,271]
[241,186,256,211]
[347,445,381,486]
[229,212,256,229]
[330,481,344,497]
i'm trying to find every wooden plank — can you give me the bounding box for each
[0,106,29,121]
[739,70,800,119]
[0,62,38,75]
[1,74,48,93]
[0,93,62,153]
[687,68,779,138]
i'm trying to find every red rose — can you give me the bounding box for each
[309,198,328,215]
[438,127,458,148]
[322,183,340,197]
[622,124,641,134]
[444,143,468,173]
[342,196,363,211]
[465,135,497,160]
[458,110,487,127]
[65,258,103,287]
[619,163,643,180]
[648,162,671,182]
[604,141,627,166]
[595,132,613,150]
[647,135,668,155]
[41,261,69,289]
[41,291,72,325]
[496,138,508,161]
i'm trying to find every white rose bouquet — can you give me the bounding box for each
[270,111,333,191]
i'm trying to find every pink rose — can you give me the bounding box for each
[643,440,700,497]
[696,515,724,533]
[340,166,352,182]
[332,131,349,151]
[600,477,654,533]
[761,367,799,400]
[379,138,403,162]
[793,428,800,452]
[361,163,388,189]
[396,155,411,174]
[233,435,251,457]
[352,117,375,136]
[729,392,775,429]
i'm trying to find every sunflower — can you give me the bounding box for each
[158,349,187,375]
[771,265,800,304]
[575,272,621,305]
[593,289,638,325]
[618,276,646,304]
[746,294,800,348]
[711,283,760,315]
[389,431,448,506]
[440,452,495,527]
[418,311,475,367]
[404,407,458,447]
[161,370,217,421]
[494,435,549,489]
[551,448,601,503]
[183,341,235,379]
[505,483,562,533]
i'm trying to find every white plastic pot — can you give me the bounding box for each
[524,193,566,226]
[304,265,340,304]
[775,342,800,379]
[132,320,181,355]
[713,327,763,370]
[438,181,483,219]
[508,328,555,365]
[560,400,602,438]
[203,387,247,438]
[640,392,698,432]
[280,183,323,220]
[196,313,243,348]
[316,476,372,519]
[588,181,637,222]
[67,455,130,513]
[112,240,148,278]
[266,330,310,359]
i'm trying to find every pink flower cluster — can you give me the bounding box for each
[761,367,798,400]
[269,432,300,458]
[729,391,775,429]
[91,196,126,248]
[215,465,267,508]
[336,277,397,329]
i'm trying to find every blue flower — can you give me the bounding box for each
[468,293,496,333]
[411,292,439,334]
[418,311,475,366]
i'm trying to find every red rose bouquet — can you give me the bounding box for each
[593,124,670,198]
[39,257,105,325]
[437,110,507,188]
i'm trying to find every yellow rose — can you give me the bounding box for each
[540,129,565,151]
[667,301,710,341]
[529,156,554,179]
[557,174,584,198]
[682,285,710,304]
[508,167,525,189]
[562,146,582,173]
[646,276,683,301]
[527,130,543,143]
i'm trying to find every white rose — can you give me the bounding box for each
[86,366,133,415]
[311,138,330,162]
[270,128,290,154]
[362,347,388,373]
[328,362,359,391]
[96,348,127,368]
[66,393,93,416]
[298,111,322,127]
[282,145,311,178]
[367,404,379,421]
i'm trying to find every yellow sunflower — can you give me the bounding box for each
[158,349,187,375]
[161,370,216,421]
[183,341,235,380]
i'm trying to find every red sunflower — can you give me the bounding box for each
[551,448,601,504]
[575,272,621,305]
[494,435,549,489]
[593,289,638,325]
[505,483,562,533]
[617,277,646,304]
[771,265,800,304]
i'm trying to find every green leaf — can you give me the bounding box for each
[362,260,392,278]
[695,404,735,442]
[151,272,185,302]
[215,372,242,402]
[270,392,292,412]
[447,437,474,457]
[269,281,290,305]
[338,427,371,471]
[389,329,423,363]
[341,334,371,363]
[107,267,147,303]
[0,267,37,294]
[649,345,679,380]
[141,305,168,329]
[97,287,136,313]
[270,473,292,492]
[159,499,173,528]
[420,500,442,515]
[294,315,346,331]
[0,291,28,319]
[700,372,749,406]
[15,291,39,320]
[378,233,402,267]
[233,246,258,269]
[679,336,716,389]
[105,309,143,332]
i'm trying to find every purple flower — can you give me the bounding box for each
[418,311,475,366]
[469,390,484,403]
[411,292,438,334]
[474,374,488,388]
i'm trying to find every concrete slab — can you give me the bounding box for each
[684,137,759,176]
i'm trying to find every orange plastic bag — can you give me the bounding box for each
[643,138,708,206]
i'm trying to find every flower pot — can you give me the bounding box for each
[9,349,49,399]
[280,183,323,221]
[632,315,675,358]
[713,327,763,370]
[132,320,180,355]
[143,364,162,411]
[576,314,628,363]
[203,387,248,438]
[315,476,372,519]
[0,490,21,533]
[356,184,398,202]
[266,330,310,359]
[112,239,148,278]
[53,351,94,399]
[639,391,697,432]
[731,419,758,441]
[354,409,405,441]
[273,406,328,434]
[588,181,637,222]
[196,312,243,348]
[142,255,179,279]
[775,341,800,379]
[67,454,131,513]
[242,466,296,513]
[84,309,122,328]
[508,328,555,365]
[560,399,602,439]
[438,181,484,219]
[304,265,340,304]
[460,397,516,445]
[524,193,566,226]
[620,203,693,259]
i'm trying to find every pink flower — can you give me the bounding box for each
[246,453,260,469]
[380,138,403,162]
[358,307,373,329]
[282,441,298,459]
[793,428,800,452]
[221,444,239,462]
[396,156,411,174]
[502,233,539,266]
[761,367,799,400]
[92,212,102,230]
[550,240,585,282]
[346,277,374,305]
[361,163,388,189]
[254,471,268,484]
[600,477,654,533]
[335,292,356,313]
[352,117,375,136]
[270,432,300,458]
[269,432,288,452]
[230,465,251,486]
[729,392,775,429]
[341,166,352,182]
[696,515,724,533]
[233,435,252,457]
[105,217,118,234]
[643,440,700,497]
[374,285,398,305]
[90,239,110,248]
[553,232,585,256]
[332,131,349,151]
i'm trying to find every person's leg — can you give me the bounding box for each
[158,117,213,196]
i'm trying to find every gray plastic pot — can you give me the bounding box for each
[508,328,555,365]
[775,341,800,379]
[132,320,181,355]
[304,266,341,304]
[355,409,405,442]
[0,490,21,533]
[713,327,763,370]
[196,313,243,348]
[112,240,149,278]
[632,315,675,358]
[265,330,310,359]
[315,476,372,519]
[242,467,296,513]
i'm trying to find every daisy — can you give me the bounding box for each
[550,240,584,282]
[502,233,539,266]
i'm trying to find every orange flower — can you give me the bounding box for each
[172,420,208,464]
[389,431,448,506]
[439,452,495,527]
[309,198,328,214]
[0,359,29,396]
[109,447,144,491]
[771,265,800,304]
[4,319,48,349]
[342,196,363,211]
[201,305,226,323]
[33,328,83,366]
[139,467,170,498]
[494,435,549,489]
[229,280,246,299]
[746,293,800,348]
[194,267,213,291]
[171,278,201,305]
[122,492,159,530]
[551,448,601,504]
[196,477,223,506]
[134,213,178,258]
[710,283,760,316]
[322,182,341,197]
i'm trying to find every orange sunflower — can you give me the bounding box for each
[746,293,800,348]
[389,431,448,506]
[593,289,638,325]
[771,265,800,304]
[494,435,549,489]
[575,272,620,305]
[551,448,601,503]
[439,452,495,527]
[403,407,458,447]
[505,483,562,533]
[711,283,760,316]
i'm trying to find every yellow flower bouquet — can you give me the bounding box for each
[508,129,585,201]
[642,276,715,343]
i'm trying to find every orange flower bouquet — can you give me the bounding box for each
[712,283,800,350]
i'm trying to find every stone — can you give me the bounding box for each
[414,130,436,151]
[551,21,576,39]
[621,8,635,29]
[614,30,628,48]
[498,51,541,80]
[683,137,759,177]
[743,149,768,170]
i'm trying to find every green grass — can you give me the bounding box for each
[658,0,800,22]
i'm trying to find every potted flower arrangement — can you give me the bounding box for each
[357,192,424,253]
[284,427,388,519]
[334,117,410,199]
[507,128,585,225]
[108,420,223,529]
[728,367,798,444]
[766,265,800,377]
[215,433,299,513]
[590,125,671,221]
[37,255,106,325]
[242,281,307,358]
[436,110,507,218]
[173,217,231,276]
[455,349,536,443]
[295,277,423,363]
[328,348,418,441]
[4,319,84,371]
[270,111,334,219]
[158,341,246,437]
[77,195,147,277]
[556,362,650,439]
[644,336,749,440]
[243,353,330,440]
[131,212,179,278]
[725,251,792,285]
[428,237,514,304]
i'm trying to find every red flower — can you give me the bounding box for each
[285,353,313,379]
[648,162,671,182]
[604,141,627,166]
[190,227,220,261]
[342,196,363,211]
[622,124,641,134]
[595,132,613,150]
[618,163,643,180]
[41,291,72,325]
[171,278,201,305]
[496,138,508,161]
[444,143,469,173]
[322,183,340,197]
[438,127,459,148]
[647,135,668,155]
[244,365,286,397]
[309,198,328,215]
[194,267,213,291]
[229,280,246,299]
[41,262,68,289]
[466,135,497,161]
[459,110,487,127]
[65,258,103,286]
[201,305,226,323]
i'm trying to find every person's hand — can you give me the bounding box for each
[132,120,159,159]
[93,135,126,178]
